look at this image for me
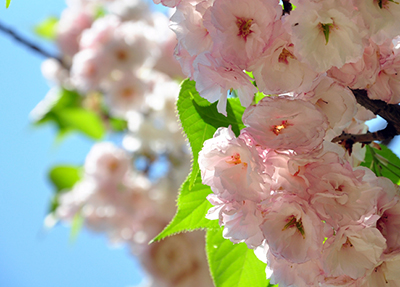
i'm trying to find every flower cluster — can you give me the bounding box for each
[164,0,400,114]
[151,0,400,285]
[38,0,214,286]
[56,142,212,287]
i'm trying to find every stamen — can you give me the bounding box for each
[236,17,253,40]
[282,216,306,239]
[226,153,242,165]
[320,23,332,45]
[272,120,290,135]
[278,48,296,65]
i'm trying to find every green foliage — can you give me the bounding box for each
[94,6,107,19]
[5,0,10,8]
[48,165,82,213]
[151,171,219,242]
[33,88,106,140]
[70,212,84,241]
[206,228,272,287]
[362,144,400,185]
[49,165,82,192]
[176,79,245,189]
[34,16,58,40]
[155,78,270,286]
[57,108,106,140]
[153,78,248,238]
[108,116,128,132]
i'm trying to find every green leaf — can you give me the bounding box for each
[33,89,106,140]
[177,79,246,188]
[361,144,400,185]
[34,16,58,40]
[57,108,106,140]
[109,117,128,132]
[70,211,84,242]
[206,228,271,287]
[5,0,10,8]
[94,6,107,19]
[33,88,82,125]
[49,165,82,192]
[151,171,219,242]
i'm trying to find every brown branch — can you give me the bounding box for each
[332,124,397,145]
[0,20,68,69]
[331,89,400,149]
[282,0,292,15]
[351,89,400,133]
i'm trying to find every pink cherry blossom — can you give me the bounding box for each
[260,194,325,263]
[202,0,280,69]
[193,52,257,115]
[327,41,380,90]
[286,0,365,72]
[251,32,319,95]
[242,95,328,154]
[84,142,132,183]
[323,225,386,279]
[207,196,264,248]
[298,76,357,138]
[199,126,270,202]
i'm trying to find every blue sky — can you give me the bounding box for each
[0,1,145,286]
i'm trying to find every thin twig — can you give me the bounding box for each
[332,124,397,145]
[282,0,292,15]
[0,20,67,69]
[331,89,400,148]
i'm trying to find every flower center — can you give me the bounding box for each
[226,153,248,168]
[282,215,305,239]
[116,49,128,61]
[377,0,399,9]
[236,17,253,40]
[121,87,134,99]
[272,120,290,135]
[319,23,333,45]
[107,159,120,173]
[342,238,353,248]
[278,48,296,65]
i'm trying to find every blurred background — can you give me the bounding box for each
[0,1,146,286]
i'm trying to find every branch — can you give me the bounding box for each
[351,89,400,133]
[331,89,400,149]
[282,0,292,15]
[0,20,67,69]
[332,124,397,145]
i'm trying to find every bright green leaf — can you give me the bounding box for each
[34,16,58,40]
[361,144,400,185]
[33,88,82,125]
[206,228,271,287]
[5,0,10,8]
[151,171,219,242]
[109,117,128,132]
[70,211,84,242]
[57,108,106,140]
[94,6,107,19]
[49,165,82,192]
[177,79,246,188]
[244,70,254,79]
